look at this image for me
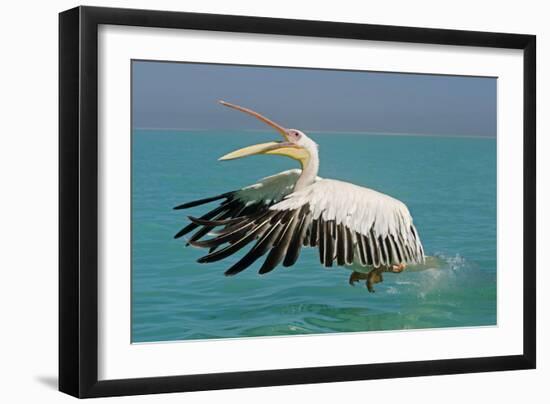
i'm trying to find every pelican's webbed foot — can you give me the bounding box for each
[348,263,406,292]
[390,263,406,273]
[348,268,384,293]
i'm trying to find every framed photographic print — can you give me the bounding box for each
[59,6,536,398]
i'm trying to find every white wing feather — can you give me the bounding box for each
[233,169,320,206]
[271,178,424,264]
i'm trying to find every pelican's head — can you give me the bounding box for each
[218,101,317,168]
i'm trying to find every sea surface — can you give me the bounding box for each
[132,130,496,343]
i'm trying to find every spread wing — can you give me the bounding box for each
[176,175,424,275]
[174,169,304,244]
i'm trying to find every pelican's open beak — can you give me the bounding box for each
[217,101,308,163]
[219,100,290,141]
[219,141,297,161]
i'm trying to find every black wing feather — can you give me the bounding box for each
[174,203,229,239]
[283,206,311,267]
[224,214,287,276]
[258,210,298,274]
[345,227,354,265]
[173,193,231,210]
[336,223,346,266]
[196,218,271,263]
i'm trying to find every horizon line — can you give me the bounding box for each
[133,127,496,139]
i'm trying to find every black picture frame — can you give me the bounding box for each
[59,5,536,398]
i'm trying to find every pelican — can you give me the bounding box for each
[174,101,425,292]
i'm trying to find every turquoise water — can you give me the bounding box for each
[132,130,496,343]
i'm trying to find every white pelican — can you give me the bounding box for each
[175,101,425,292]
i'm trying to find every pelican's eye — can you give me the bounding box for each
[288,130,301,141]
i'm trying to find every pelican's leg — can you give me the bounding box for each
[366,267,384,293]
[348,271,369,286]
[349,268,385,292]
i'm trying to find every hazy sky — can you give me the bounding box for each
[132,60,496,137]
